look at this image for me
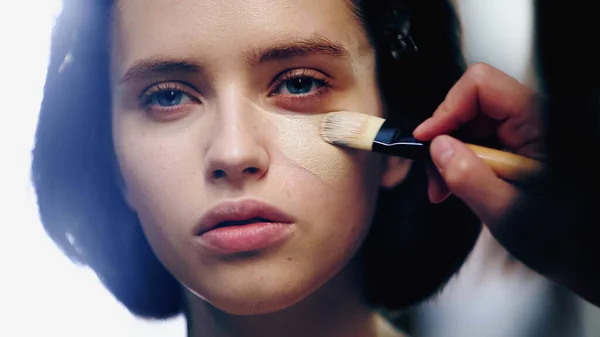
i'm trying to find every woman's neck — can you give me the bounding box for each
[184,263,387,337]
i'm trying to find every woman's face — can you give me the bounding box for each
[111,0,409,314]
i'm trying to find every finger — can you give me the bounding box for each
[429,135,520,224]
[517,141,546,160]
[426,164,450,204]
[414,63,539,143]
[497,114,544,153]
[464,115,500,139]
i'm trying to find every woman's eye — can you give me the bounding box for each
[138,84,200,121]
[276,77,325,95]
[267,71,331,112]
[146,90,193,107]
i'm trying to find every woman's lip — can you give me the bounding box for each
[195,199,295,236]
[196,222,294,254]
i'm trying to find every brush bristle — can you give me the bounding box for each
[320,111,385,151]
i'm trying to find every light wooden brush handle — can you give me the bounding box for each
[466,144,544,182]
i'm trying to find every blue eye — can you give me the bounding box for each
[150,90,185,106]
[279,77,324,95]
[139,83,201,121]
[141,85,198,110]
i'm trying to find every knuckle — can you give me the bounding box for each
[444,157,474,188]
[466,62,496,83]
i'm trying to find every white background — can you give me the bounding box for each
[0,1,185,336]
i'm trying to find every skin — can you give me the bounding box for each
[110,0,410,336]
[415,63,543,208]
[415,63,600,307]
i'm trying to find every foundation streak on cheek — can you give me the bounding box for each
[245,100,354,186]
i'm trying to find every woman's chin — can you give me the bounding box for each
[184,272,330,316]
[196,287,309,315]
[212,296,300,315]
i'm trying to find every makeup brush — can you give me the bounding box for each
[320,111,544,182]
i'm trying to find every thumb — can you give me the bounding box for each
[429,135,519,225]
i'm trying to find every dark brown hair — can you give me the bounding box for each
[32,0,481,318]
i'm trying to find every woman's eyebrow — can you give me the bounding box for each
[247,36,352,65]
[120,59,202,85]
[119,37,350,85]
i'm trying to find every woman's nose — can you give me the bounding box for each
[204,104,269,183]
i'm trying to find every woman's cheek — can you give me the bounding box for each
[256,111,357,187]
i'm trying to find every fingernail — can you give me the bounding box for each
[430,136,455,168]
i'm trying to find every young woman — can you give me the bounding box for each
[32,0,481,335]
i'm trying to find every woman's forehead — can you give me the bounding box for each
[111,0,370,74]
